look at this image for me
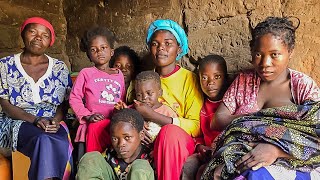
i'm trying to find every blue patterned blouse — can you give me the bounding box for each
[0,53,72,150]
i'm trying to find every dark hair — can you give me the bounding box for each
[250,17,299,52]
[198,55,228,77]
[135,71,161,89]
[110,108,144,132]
[80,26,116,54]
[109,46,140,75]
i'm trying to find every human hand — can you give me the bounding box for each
[133,100,153,120]
[144,121,151,131]
[35,117,50,130]
[197,144,212,159]
[141,125,153,146]
[87,113,105,123]
[44,118,61,133]
[114,100,128,110]
[235,143,282,172]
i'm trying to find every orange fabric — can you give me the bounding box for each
[0,154,11,180]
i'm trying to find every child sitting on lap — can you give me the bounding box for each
[115,71,178,142]
[76,108,154,180]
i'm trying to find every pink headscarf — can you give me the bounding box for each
[20,17,55,47]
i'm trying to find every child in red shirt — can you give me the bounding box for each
[182,55,228,180]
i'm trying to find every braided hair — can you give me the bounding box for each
[250,17,299,52]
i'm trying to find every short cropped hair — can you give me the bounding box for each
[198,54,227,77]
[110,108,144,132]
[135,71,161,89]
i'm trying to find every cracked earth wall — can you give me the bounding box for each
[0,0,319,83]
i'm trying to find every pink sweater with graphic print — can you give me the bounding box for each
[70,67,125,142]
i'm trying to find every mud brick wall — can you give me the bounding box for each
[0,0,319,83]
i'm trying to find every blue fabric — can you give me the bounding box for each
[239,168,313,180]
[295,171,311,180]
[18,122,71,180]
[241,168,275,180]
[146,19,189,60]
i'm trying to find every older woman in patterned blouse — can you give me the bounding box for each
[0,17,72,180]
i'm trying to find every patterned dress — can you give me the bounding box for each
[201,69,320,180]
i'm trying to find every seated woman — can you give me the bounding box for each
[201,17,320,180]
[137,19,203,180]
[0,17,73,180]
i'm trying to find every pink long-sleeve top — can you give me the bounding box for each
[69,67,126,142]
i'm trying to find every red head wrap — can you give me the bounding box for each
[20,17,55,47]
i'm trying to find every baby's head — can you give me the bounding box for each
[110,108,144,163]
[135,71,162,109]
[110,46,140,86]
[198,55,228,101]
[250,17,298,82]
[80,26,116,63]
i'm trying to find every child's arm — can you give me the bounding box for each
[69,71,92,123]
[114,100,128,110]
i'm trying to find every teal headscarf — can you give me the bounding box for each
[146,19,189,60]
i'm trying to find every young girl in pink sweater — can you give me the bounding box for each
[69,27,126,152]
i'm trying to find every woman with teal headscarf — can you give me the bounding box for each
[133,19,203,180]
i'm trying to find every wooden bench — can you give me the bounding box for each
[0,153,11,180]
[12,151,30,180]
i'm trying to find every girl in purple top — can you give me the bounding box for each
[69,27,126,153]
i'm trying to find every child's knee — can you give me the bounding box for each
[131,159,152,170]
[129,159,154,179]
[79,151,104,165]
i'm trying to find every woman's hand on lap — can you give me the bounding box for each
[235,143,282,172]
[36,118,50,130]
[35,118,61,133]
[45,119,61,133]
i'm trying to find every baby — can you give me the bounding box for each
[115,71,177,141]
